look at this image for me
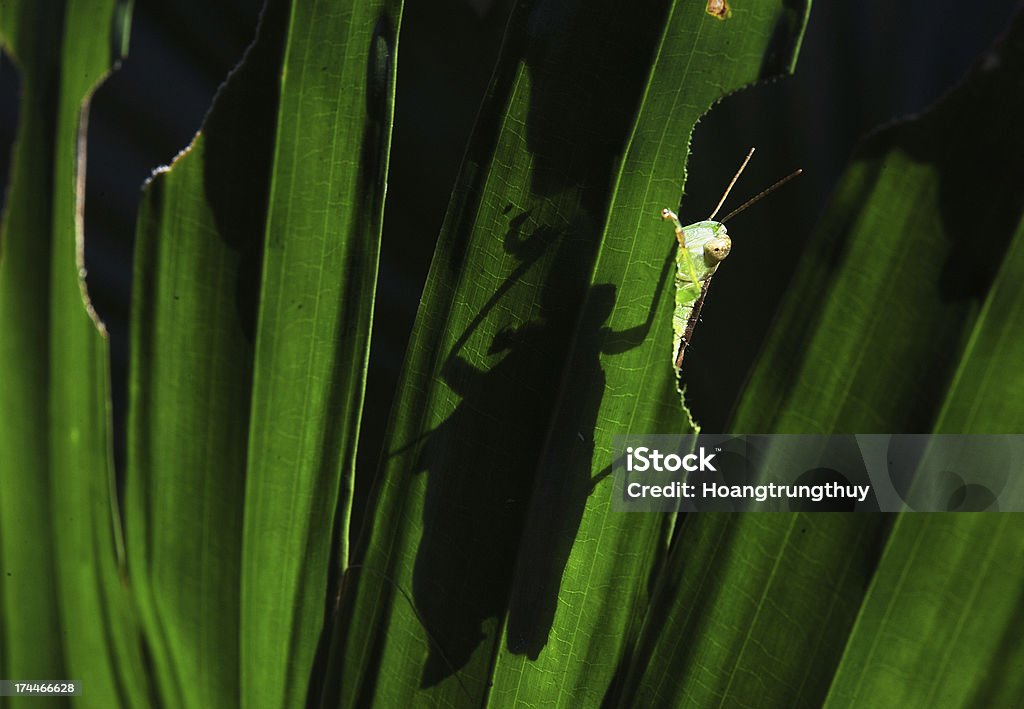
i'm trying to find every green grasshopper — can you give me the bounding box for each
[662,148,801,378]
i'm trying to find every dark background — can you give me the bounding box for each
[0,0,1019,469]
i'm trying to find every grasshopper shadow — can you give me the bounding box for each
[502,265,670,659]
[410,226,673,683]
[409,217,587,686]
[406,0,670,687]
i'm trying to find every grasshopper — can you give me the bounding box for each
[662,148,801,377]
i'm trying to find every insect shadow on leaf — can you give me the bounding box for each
[502,243,675,660]
[391,0,673,687]
[404,209,676,682]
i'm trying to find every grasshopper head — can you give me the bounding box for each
[704,235,732,263]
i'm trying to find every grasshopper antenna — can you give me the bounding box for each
[720,168,803,224]
[708,147,755,220]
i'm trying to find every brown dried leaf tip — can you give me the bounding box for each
[706,0,732,20]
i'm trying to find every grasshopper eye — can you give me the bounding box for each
[661,208,673,220]
[704,237,731,263]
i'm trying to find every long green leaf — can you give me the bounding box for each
[615,10,1024,709]
[0,3,67,690]
[824,513,1024,709]
[615,511,886,707]
[333,1,810,705]
[125,2,289,706]
[0,2,150,707]
[731,11,1024,436]
[240,1,402,707]
[824,207,1024,709]
[726,11,1024,708]
[933,214,1024,435]
[490,2,813,704]
[126,0,402,706]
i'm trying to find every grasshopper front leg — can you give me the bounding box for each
[661,208,686,247]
